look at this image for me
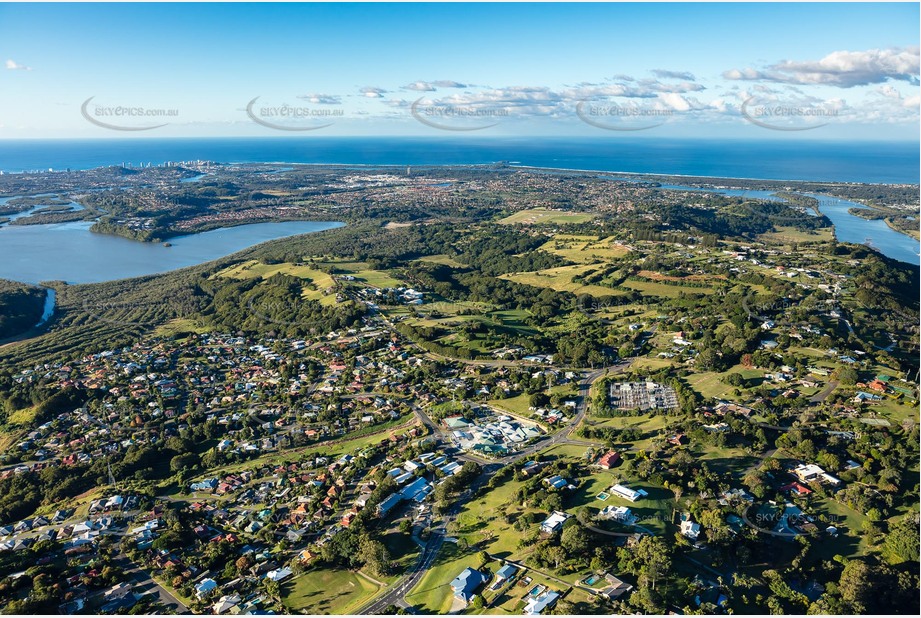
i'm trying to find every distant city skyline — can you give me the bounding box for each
[1,2,918,139]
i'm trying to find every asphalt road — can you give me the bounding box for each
[357,361,631,613]
[112,552,190,614]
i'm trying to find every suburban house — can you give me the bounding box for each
[600,573,634,600]
[492,564,517,588]
[595,451,621,469]
[793,463,842,487]
[524,590,560,615]
[450,567,487,604]
[599,505,636,526]
[265,567,293,582]
[542,475,569,490]
[539,511,570,535]
[195,578,218,599]
[212,594,241,615]
[610,484,648,502]
[680,514,701,540]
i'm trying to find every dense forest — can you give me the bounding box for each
[0,280,46,340]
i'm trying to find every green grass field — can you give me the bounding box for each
[498,208,596,225]
[153,317,211,337]
[622,279,716,297]
[500,264,621,297]
[7,405,38,426]
[415,254,467,268]
[539,236,630,264]
[404,542,480,614]
[759,225,835,245]
[282,568,382,614]
[213,260,340,306]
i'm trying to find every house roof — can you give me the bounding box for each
[524,591,560,615]
[450,567,486,602]
[597,451,621,467]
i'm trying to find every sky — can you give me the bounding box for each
[0,2,919,139]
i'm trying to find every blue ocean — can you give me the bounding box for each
[0,137,917,184]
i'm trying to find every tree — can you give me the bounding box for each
[624,535,672,591]
[359,537,392,577]
[838,559,871,612]
[547,545,566,570]
[882,514,921,563]
[560,525,591,558]
[836,366,858,386]
[235,555,253,573]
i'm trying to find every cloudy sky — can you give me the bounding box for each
[0,2,918,139]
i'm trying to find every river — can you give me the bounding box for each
[648,183,918,265]
[0,219,343,285]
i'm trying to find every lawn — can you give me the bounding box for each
[404,541,480,614]
[8,405,38,426]
[759,225,835,245]
[585,413,671,451]
[487,394,533,418]
[694,444,760,480]
[153,318,211,337]
[684,371,738,400]
[498,208,596,225]
[381,530,423,580]
[809,497,869,560]
[213,260,340,306]
[622,279,715,297]
[350,269,405,289]
[539,236,630,264]
[565,472,676,537]
[415,254,467,268]
[500,264,621,297]
[282,567,382,614]
[630,356,677,372]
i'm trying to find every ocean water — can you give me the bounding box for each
[0,137,917,184]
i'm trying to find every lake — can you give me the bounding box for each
[0,219,343,285]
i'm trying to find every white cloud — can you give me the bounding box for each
[359,86,387,98]
[431,80,467,89]
[724,47,920,88]
[6,59,32,71]
[403,81,436,92]
[652,69,696,81]
[297,93,341,105]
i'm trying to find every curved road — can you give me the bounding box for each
[357,360,631,613]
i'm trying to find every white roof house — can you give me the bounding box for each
[540,511,570,534]
[610,484,648,502]
[793,464,825,482]
[599,506,636,525]
[680,519,701,540]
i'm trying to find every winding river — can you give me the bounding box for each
[654,183,919,265]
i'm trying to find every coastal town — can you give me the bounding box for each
[0,162,918,616]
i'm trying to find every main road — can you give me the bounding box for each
[357,360,631,613]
